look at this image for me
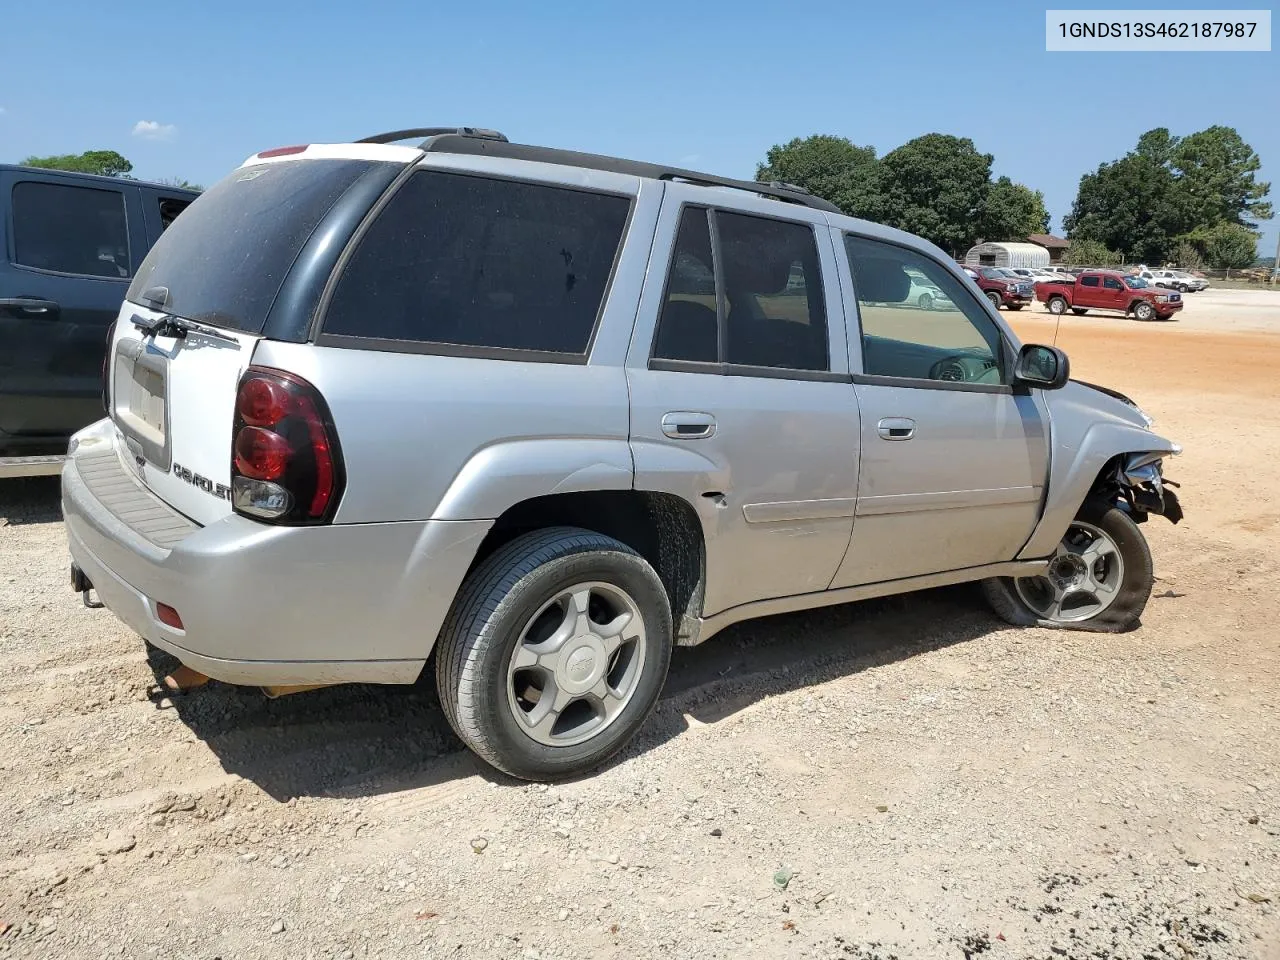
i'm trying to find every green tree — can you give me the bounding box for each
[1170,126,1272,229]
[755,135,882,220]
[1202,222,1260,269]
[1063,153,1185,264]
[1135,127,1180,167]
[1170,239,1204,270]
[22,149,133,178]
[1063,239,1120,266]
[978,176,1050,240]
[878,134,992,254]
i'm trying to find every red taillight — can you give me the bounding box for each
[256,145,309,159]
[156,603,184,630]
[234,427,291,481]
[236,377,291,426]
[230,367,343,525]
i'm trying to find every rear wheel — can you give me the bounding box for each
[1133,301,1156,321]
[1071,307,1088,315]
[986,291,1002,310]
[982,500,1153,632]
[1047,296,1068,315]
[918,292,934,310]
[435,527,672,781]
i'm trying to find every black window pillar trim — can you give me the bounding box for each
[706,208,728,364]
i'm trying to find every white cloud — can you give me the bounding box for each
[132,120,177,141]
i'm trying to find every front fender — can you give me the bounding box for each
[1019,419,1178,560]
[431,438,634,521]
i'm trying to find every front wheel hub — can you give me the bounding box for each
[1014,521,1125,623]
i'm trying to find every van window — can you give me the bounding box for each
[12,181,130,278]
[323,171,631,356]
[127,158,376,333]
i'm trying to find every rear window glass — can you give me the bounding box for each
[322,171,631,356]
[126,159,375,333]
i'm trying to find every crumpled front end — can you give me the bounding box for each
[1111,450,1183,524]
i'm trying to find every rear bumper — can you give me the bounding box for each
[63,420,492,686]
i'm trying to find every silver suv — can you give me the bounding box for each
[62,127,1184,780]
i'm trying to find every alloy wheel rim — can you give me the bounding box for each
[506,581,647,747]
[1014,520,1125,623]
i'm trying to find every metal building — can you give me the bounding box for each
[963,241,1051,269]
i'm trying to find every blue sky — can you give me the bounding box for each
[2,0,1275,256]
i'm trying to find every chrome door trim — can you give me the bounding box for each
[742,498,858,524]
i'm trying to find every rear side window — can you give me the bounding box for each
[127,159,375,333]
[12,181,130,278]
[322,171,631,356]
[652,206,828,373]
[1080,275,1100,287]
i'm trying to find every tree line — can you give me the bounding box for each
[22,149,202,192]
[755,127,1270,269]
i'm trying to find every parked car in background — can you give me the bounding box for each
[906,268,954,310]
[0,165,197,477]
[961,265,1034,310]
[1036,270,1183,321]
[1143,269,1208,292]
[60,126,1183,780]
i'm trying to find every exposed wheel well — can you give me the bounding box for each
[469,491,706,641]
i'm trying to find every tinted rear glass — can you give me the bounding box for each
[126,159,376,333]
[322,170,631,355]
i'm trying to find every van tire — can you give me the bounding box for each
[435,527,672,781]
[982,499,1153,633]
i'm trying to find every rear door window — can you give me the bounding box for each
[1080,276,1100,287]
[651,206,829,373]
[127,159,376,333]
[322,170,631,357]
[11,181,130,278]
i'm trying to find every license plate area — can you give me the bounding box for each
[111,337,171,470]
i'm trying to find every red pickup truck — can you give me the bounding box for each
[1035,270,1183,321]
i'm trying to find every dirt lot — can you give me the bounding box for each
[2,289,1278,960]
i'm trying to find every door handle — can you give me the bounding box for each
[661,411,717,440]
[0,297,61,317]
[877,417,915,441]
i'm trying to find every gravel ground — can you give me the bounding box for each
[2,291,1278,959]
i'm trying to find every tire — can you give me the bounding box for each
[1047,296,1068,315]
[1071,307,1088,315]
[435,527,672,781]
[982,499,1153,633]
[986,291,1002,310]
[918,292,934,310]
[1133,301,1156,321]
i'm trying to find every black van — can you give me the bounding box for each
[0,165,197,476]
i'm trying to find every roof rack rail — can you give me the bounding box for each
[357,127,509,145]
[418,135,842,214]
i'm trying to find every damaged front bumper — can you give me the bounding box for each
[1114,450,1183,524]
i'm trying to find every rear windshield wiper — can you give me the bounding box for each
[130,312,240,348]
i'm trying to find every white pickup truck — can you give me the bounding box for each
[1137,269,1208,293]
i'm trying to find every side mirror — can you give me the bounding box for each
[1014,343,1070,390]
